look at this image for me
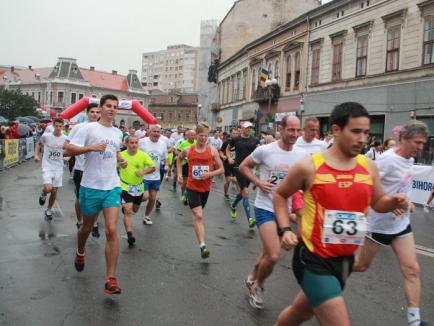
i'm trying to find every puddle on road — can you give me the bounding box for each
[17,176,37,180]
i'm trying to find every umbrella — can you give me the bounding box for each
[0,116,8,125]
[16,123,32,137]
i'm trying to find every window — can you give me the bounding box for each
[57,91,64,103]
[37,92,41,102]
[186,112,190,121]
[251,69,256,98]
[169,112,173,121]
[423,16,434,65]
[71,92,77,104]
[386,26,400,71]
[294,52,301,90]
[356,35,368,77]
[178,113,182,120]
[285,55,292,89]
[242,70,247,99]
[274,61,280,83]
[332,41,343,81]
[78,93,84,100]
[311,47,321,85]
[160,113,164,121]
[153,82,158,86]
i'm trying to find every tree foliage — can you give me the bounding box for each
[0,88,39,120]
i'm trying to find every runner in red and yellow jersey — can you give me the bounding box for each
[273,102,410,326]
[177,122,224,259]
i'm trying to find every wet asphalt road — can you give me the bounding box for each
[0,161,433,326]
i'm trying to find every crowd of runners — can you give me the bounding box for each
[33,94,431,325]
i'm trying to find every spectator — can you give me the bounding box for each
[5,122,20,139]
[365,140,382,160]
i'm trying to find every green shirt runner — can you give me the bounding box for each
[119,150,155,193]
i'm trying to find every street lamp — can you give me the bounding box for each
[196,104,202,124]
[265,78,278,133]
[299,95,305,124]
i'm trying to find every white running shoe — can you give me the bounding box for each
[423,205,430,213]
[143,216,153,225]
[45,209,53,221]
[248,283,264,309]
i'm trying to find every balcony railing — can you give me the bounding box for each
[253,84,280,103]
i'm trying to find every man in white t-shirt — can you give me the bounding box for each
[65,94,126,295]
[295,116,328,155]
[170,125,184,144]
[65,103,101,232]
[139,125,168,225]
[239,116,309,309]
[134,124,146,138]
[207,130,223,151]
[365,140,382,160]
[34,118,67,220]
[354,121,430,326]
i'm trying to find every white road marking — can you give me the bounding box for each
[416,245,434,258]
[54,200,64,217]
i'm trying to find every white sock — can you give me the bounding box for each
[199,242,206,248]
[407,307,420,325]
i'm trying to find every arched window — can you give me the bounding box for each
[274,60,280,83]
[267,62,273,78]
[285,55,292,89]
[294,52,301,90]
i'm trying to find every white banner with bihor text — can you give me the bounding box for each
[410,165,434,205]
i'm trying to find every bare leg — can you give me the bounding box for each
[353,237,381,272]
[47,188,57,209]
[103,206,120,278]
[77,214,99,254]
[275,291,314,326]
[191,206,205,244]
[122,203,134,233]
[314,296,351,326]
[145,189,158,217]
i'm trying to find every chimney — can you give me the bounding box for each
[35,73,41,80]
[28,65,33,70]
[90,66,95,71]
[10,66,14,72]
[112,70,117,75]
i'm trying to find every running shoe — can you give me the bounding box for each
[39,193,47,206]
[248,283,264,309]
[74,250,85,272]
[248,217,256,228]
[224,194,230,201]
[245,278,255,293]
[420,321,430,326]
[156,199,162,210]
[104,277,122,295]
[91,225,100,238]
[44,209,53,221]
[230,205,237,219]
[200,245,210,259]
[143,216,153,225]
[180,193,186,202]
[423,205,430,213]
[127,234,136,246]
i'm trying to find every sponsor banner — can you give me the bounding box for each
[19,138,27,162]
[410,165,434,205]
[0,140,4,170]
[26,137,34,159]
[4,139,19,167]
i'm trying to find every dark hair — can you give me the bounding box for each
[100,94,118,107]
[53,117,64,125]
[384,137,394,148]
[329,102,369,129]
[86,102,99,112]
[372,140,381,147]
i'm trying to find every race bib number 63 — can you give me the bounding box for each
[322,210,367,246]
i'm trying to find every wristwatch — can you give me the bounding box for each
[277,226,292,236]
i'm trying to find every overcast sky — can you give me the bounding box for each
[1,0,330,75]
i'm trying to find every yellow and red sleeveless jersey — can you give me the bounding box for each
[301,153,373,258]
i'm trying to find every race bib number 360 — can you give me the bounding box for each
[192,165,209,180]
[322,210,367,246]
[48,150,61,160]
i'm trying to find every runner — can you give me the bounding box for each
[226,121,259,227]
[176,129,196,205]
[34,118,67,221]
[220,128,239,201]
[65,103,101,235]
[353,120,430,326]
[155,127,172,209]
[171,128,185,193]
[239,115,308,309]
[273,102,409,325]
[424,191,434,213]
[119,136,155,245]
[295,116,328,155]
[176,122,224,258]
[139,125,168,225]
[65,94,125,295]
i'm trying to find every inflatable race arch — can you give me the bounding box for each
[60,97,157,124]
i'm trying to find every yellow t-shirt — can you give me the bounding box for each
[119,150,155,193]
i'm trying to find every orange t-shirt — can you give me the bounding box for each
[186,145,214,192]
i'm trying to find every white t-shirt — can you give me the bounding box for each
[40,132,67,171]
[69,122,123,190]
[67,122,87,171]
[295,137,328,155]
[365,149,382,160]
[135,129,146,138]
[159,134,171,149]
[139,137,168,181]
[251,141,309,213]
[207,137,223,150]
[368,148,413,234]
[170,132,183,144]
[44,124,54,134]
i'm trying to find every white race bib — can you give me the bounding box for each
[128,184,143,196]
[322,210,367,246]
[269,170,287,186]
[48,149,62,160]
[192,165,209,180]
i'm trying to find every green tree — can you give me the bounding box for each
[0,88,39,120]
